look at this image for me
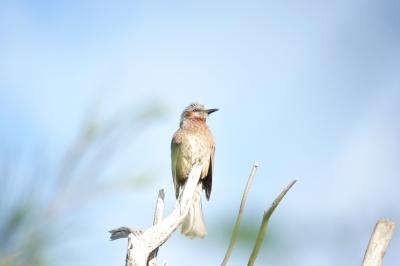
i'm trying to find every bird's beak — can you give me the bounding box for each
[205,108,219,114]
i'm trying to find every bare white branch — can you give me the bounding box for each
[110,163,203,266]
[362,219,396,266]
[148,189,166,266]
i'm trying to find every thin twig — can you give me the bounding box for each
[362,219,396,266]
[148,189,166,266]
[247,180,297,266]
[221,162,259,266]
[109,227,142,240]
[126,234,133,266]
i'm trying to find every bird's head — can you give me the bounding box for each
[180,102,218,125]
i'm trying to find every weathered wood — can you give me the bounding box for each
[362,219,395,266]
[148,189,165,266]
[110,164,203,266]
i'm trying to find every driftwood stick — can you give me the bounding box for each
[362,219,396,266]
[221,162,259,266]
[247,180,297,266]
[110,164,203,266]
[148,189,166,266]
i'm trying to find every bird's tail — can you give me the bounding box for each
[181,183,207,239]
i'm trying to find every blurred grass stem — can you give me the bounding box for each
[247,180,297,266]
[221,162,259,266]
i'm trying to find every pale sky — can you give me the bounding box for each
[1,0,399,265]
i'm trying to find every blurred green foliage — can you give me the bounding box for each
[213,214,289,256]
[0,102,166,265]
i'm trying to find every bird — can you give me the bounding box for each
[171,102,218,239]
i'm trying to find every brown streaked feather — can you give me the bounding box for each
[172,119,215,200]
[171,138,181,199]
[203,145,214,200]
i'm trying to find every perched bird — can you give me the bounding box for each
[171,102,218,239]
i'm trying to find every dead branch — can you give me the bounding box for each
[148,189,166,266]
[362,219,396,266]
[109,164,203,266]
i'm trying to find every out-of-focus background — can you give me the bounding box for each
[1,0,399,265]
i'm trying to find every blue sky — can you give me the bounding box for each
[1,0,399,265]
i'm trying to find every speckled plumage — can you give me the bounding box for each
[171,102,217,238]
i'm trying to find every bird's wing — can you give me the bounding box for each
[203,144,214,200]
[171,137,181,199]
